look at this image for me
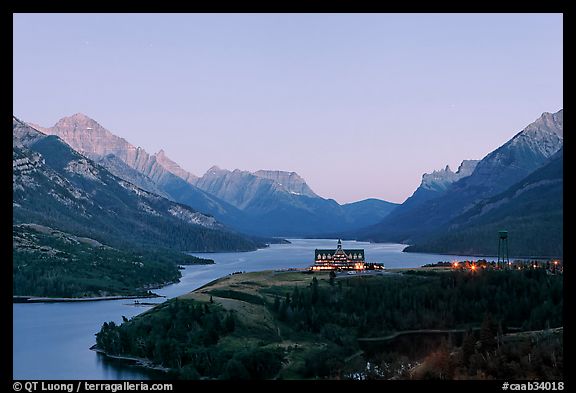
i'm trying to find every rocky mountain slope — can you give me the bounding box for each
[405,147,563,257]
[420,160,479,193]
[355,110,563,247]
[13,116,257,252]
[193,166,398,236]
[32,114,398,236]
[34,114,248,229]
[253,170,318,197]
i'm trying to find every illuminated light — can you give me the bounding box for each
[554,261,559,265]
[453,262,459,268]
[471,265,477,271]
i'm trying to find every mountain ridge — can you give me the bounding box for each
[13,116,258,252]
[30,113,399,236]
[192,165,398,235]
[404,147,563,257]
[353,109,563,256]
[33,114,251,230]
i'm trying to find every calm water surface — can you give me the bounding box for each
[13,239,490,379]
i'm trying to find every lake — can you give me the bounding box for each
[13,238,489,380]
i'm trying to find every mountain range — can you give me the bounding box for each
[32,114,249,230]
[353,109,563,257]
[404,147,563,257]
[18,108,563,259]
[14,116,274,296]
[13,116,258,253]
[34,113,399,236]
[192,166,398,236]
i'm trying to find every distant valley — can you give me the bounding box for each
[13,109,563,297]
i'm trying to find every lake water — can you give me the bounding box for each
[13,239,490,380]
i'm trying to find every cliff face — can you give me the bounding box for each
[33,114,248,229]
[193,167,319,211]
[420,160,480,193]
[253,170,318,198]
[35,113,132,159]
[155,149,198,184]
[194,167,275,211]
[36,113,175,184]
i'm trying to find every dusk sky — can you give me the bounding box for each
[13,13,562,204]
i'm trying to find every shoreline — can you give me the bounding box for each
[13,265,450,304]
[13,242,492,305]
[13,274,184,304]
[13,294,163,304]
[90,345,170,373]
[402,247,557,260]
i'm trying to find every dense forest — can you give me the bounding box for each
[96,299,284,379]
[13,225,213,297]
[270,269,561,337]
[95,269,562,379]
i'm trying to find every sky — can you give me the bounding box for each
[13,13,563,204]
